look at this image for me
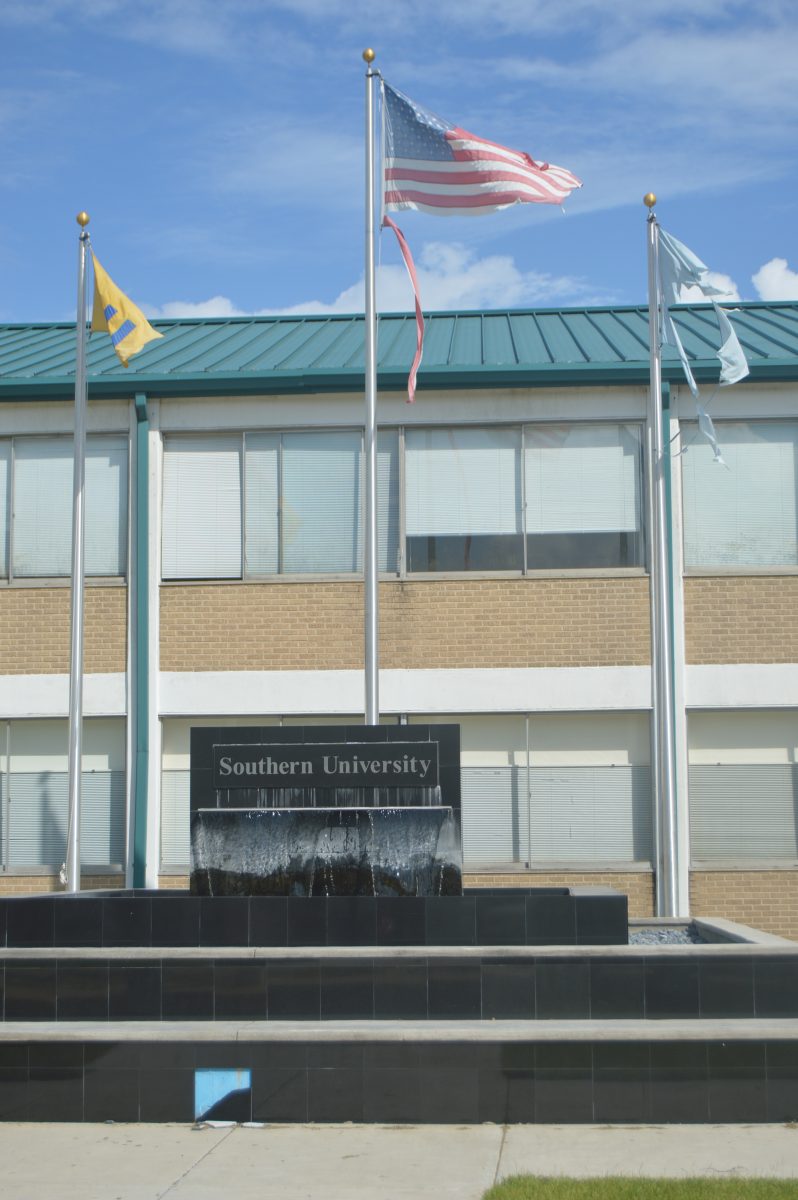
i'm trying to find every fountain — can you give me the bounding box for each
[189,724,463,897]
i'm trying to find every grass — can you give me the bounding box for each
[482,1179,798,1200]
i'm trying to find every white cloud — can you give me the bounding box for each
[751,258,798,301]
[150,242,608,318]
[677,271,740,303]
[146,295,248,318]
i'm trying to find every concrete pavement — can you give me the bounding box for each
[2,1122,798,1200]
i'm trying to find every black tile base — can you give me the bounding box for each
[0,1037,792,1124]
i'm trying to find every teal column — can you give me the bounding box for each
[133,393,149,888]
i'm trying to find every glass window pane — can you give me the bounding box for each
[282,431,361,573]
[406,427,522,571]
[245,433,279,575]
[85,436,128,575]
[355,430,400,574]
[162,435,242,579]
[524,423,643,568]
[13,438,73,576]
[682,421,798,567]
[12,436,127,578]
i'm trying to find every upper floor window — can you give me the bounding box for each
[161,422,645,580]
[406,422,644,572]
[0,435,128,581]
[161,430,400,580]
[681,420,798,568]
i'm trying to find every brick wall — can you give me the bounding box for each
[0,586,127,674]
[685,576,798,663]
[690,869,798,941]
[0,874,124,895]
[160,578,651,672]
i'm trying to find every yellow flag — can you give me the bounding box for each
[91,252,163,367]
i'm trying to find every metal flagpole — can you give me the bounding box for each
[64,211,91,893]
[363,48,380,725]
[644,193,679,917]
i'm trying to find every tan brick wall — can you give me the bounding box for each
[0,874,124,895]
[685,576,798,663]
[690,869,798,941]
[158,875,190,890]
[465,870,655,917]
[160,578,651,672]
[0,586,127,674]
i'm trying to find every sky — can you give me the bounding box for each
[1,0,797,326]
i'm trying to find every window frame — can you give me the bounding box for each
[0,432,130,586]
[680,416,798,575]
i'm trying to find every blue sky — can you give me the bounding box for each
[1,0,797,324]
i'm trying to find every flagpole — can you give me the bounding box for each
[64,211,91,893]
[644,193,679,918]
[363,48,379,725]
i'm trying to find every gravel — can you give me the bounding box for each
[628,924,704,945]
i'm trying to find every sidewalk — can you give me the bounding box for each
[2,1122,797,1200]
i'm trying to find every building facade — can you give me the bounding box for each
[1,304,797,936]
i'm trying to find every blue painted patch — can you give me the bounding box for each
[110,319,136,346]
[194,1068,252,1122]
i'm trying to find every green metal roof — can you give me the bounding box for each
[1,302,797,400]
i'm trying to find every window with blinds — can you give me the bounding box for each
[681,420,798,567]
[162,430,400,579]
[4,435,128,579]
[688,710,798,864]
[0,718,126,870]
[406,427,523,571]
[525,423,644,568]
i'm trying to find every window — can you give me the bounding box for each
[682,420,798,568]
[525,423,644,569]
[0,718,126,870]
[162,430,399,579]
[161,421,644,580]
[405,422,644,573]
[415,713,653,868]
[406,428,522,571]
[0,435,128,580]
[689,710,798,864]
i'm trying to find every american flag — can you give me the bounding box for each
[382,82,581,216]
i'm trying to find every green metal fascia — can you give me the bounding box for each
[132,393,149,889]
[1,361,797,403]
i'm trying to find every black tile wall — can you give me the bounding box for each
[0,1038,793,1123]
[0,890,630,948]
[4,949,798,1023]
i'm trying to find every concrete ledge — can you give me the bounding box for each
[0,1018,797,1042]
[692,917,797,945]
[2,939,797,960]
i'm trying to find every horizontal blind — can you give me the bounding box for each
[528,765,652,862]
[13,438,73,575]
[525,424,641,534]
[162,435,242,579]
[0,441,9,577]
[682,421,798,566]
[282,431,361,573]
[13,436,127,577]
[689,764,798,862]
[244,433,279,575]
[161,769,190,867]
[461,766,521,867]
[7,769,125,867]
[85,437,128,575]
[406,428,521,536]
[377,430,400,573]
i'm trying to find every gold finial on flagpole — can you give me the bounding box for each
[643,193,657,209]
[362,48,375,63]
[76,212,90,227]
